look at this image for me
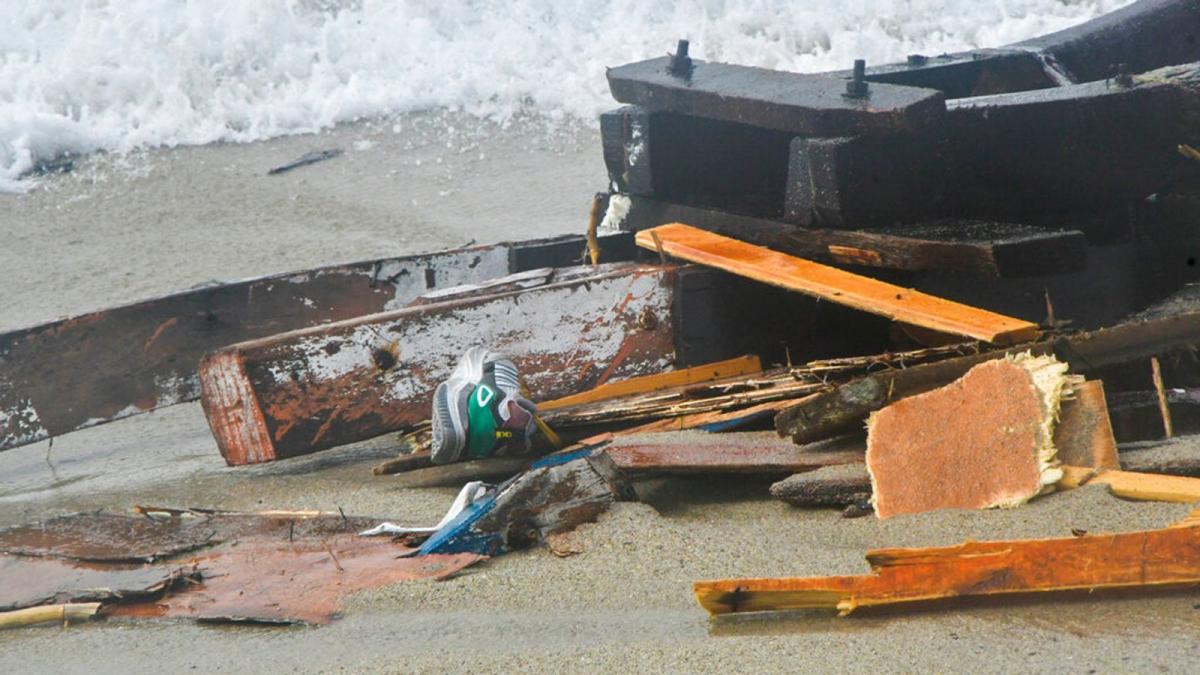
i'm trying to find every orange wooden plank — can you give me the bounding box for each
[636,223,1040,345]
[539,354,762,411]
[694,513,1200,616]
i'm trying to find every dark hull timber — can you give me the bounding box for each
[0,234,637,452]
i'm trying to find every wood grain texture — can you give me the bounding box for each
[695,513,1200,615]
[1058,465,1200,503]
[539,355,761,411]
[636,223,1040,345]
[201,264,678,465]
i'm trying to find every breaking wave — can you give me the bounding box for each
[1,0,1131,192]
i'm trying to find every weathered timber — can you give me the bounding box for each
[785,134,946,228]
[607,57,946,137]
[600,106,654,195]
[1053,380,1121,469]
[0,556,198,612]
[108,536,479,625]
[547,343,984,432]
[603,431,863,476]
[0,232,637,453]
[601,186,1087,280]
[770,386,1120,508]
[694,514,1200,616]
[946,62,1200,219]
[539,355,762,411]
[636,223,1040,344]
[848,49,1059,98]
[865,356,1072,518]
[1059,465,1200,503]
[200,264,677,465]
[387,457,534,488]
[770,462,872,507]
[418,449,634,557]
[777,311,1200,444]
[1015,0,1200,83]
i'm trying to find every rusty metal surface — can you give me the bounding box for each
[200,263,678,465]
[607,56,946,137]
[108,534,481,625]
[0,555,198,612]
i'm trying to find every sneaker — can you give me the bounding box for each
[430,347,539,464]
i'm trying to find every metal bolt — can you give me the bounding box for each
[844,59,869,98]
[668,39,693,78]
[1115,63,1133,88]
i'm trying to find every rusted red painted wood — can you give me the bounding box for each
[0,233,637,452]
[201,264,678,465]
[0,245,512,452]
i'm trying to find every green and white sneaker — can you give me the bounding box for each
[430,347,539,465]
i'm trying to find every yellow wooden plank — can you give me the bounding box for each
[538,354,762,411]
[1059,465,1200,503]
[636,223,1040,345]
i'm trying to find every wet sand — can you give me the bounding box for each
[2,116,1200,673]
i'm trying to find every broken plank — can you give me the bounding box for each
[200,264,677,465]
[776,310,1200,444]
[0,232,638,453]
[636,223,1039,345]
[607,56,945,137]
[694,516,1200,616]
[605,193,1086,278]
[1055,380,1120,469]
[604,431,863,476]
[1058,465,1200,503]
[539,354,762,411]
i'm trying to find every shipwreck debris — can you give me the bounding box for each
[865,355,1077,518]
[694,511,1200,616]
[635,223,1040,344]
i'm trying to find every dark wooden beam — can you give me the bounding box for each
[604,193,1087,278]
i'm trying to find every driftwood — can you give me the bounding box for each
[694,511,1200,616]
[0,232,635,453]
[539,355,762,411]
[635,223,1040,345]
[776,311,1200,444]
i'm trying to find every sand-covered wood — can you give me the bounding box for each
[635,223,1040,345]
[1058,466,1200,503]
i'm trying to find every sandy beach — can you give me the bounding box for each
[2,111,1199,673]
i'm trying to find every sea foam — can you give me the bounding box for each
[1,0,1131,193]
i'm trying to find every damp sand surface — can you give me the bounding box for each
[3,116,1200,673]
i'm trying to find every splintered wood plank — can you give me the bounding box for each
[539,355,762,411]
[1058,466,1200,503]
[603,431,862,475]
[1054,381,1120,469]
[694,515,1200,616]
[636,224,1039,345]
[200,264,677,465]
